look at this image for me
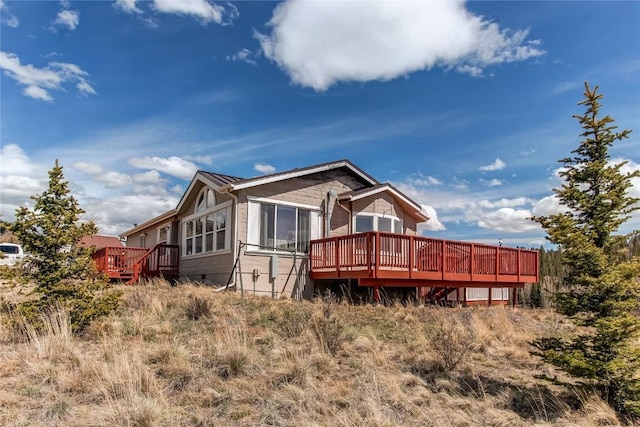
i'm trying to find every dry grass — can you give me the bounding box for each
[0,279,626,426]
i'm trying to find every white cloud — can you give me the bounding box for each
[76,80,97,96]
[184,154,213,165]
[83,194,180,236]
[420,205,446,231]
[73,162,132,188]
[0,1,19,27]
[115,0,237,26]
[54,9,79,30]
[476,208,539,233]
[129,156,198,180]
[256,0,544,91]
[480,178,503,187]
[531,195,563,217]
[478,197,531,209]
[254,162,276,175]
[114,0,142,14]
[408,173,442,186]
[480,158,506,171]
[153,0,224,24]
[456,65,484,78]
[0,145,48,220]
[227,48,258,65]
[0,51,96,102]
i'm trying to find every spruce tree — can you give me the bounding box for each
[9,161,120,331]
[532,82,640,417]
[10,161,98,291]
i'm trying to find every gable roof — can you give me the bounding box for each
[119,209,178,238]
[218,159,378,192]
[79,235,123,250]
[120,159,427,237]
[338,183,429,222]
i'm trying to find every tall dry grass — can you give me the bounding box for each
[0,278,625,426]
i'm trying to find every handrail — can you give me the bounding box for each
[310,232,539,282]
[90,244,178,283]
[128,243,179,284]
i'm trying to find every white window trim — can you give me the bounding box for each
[182,200,232,222]
[157,222,171,244]
[246,198,320,256]
[353,212,403,233]
[181,203,232,258]
[246,195,319,212]
[194,187,217,213]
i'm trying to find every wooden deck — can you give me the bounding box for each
[91,244,179,283]
[309,232,538,287]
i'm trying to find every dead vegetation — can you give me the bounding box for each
[0,278,626,426]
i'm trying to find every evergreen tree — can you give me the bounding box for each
[10,161,97,291]
[532,82,640,417]
[8,161,120,331]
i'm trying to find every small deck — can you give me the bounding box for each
[91,244,180,283]
[309,232,538,288]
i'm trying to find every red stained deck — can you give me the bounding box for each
[91,244,179,283]
[309,232,538,288]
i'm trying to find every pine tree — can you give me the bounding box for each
[9,161,120,331]
[10,161,98,291]
[532,82,640,417]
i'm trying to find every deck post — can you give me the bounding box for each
[495,247,499,282]
[441,241,446,281]
[488,287,492,306]
[512,287,517,308]
[408,235,414,279]
[373,286,380,303]
[335,238,340,276]
[374,232,380,279]
[470,243,475,281]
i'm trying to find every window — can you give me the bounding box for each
[354,214,403,233]
[158,224,170,244]
[183,192,231,256]
[355,216,373,233]
[195,188,216,213]
[140,233,147,248]
[260,203,310,252]
[248,200,319,253]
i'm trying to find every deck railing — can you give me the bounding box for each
[91,244,179,283]
[130,244,180,284]
[310,232,539,284]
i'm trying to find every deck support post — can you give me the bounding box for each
[373,286,380,303]
[488,287,492,306]
[512,287,517,308]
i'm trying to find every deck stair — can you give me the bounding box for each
[91,244,179,284]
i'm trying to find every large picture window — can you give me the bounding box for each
[260,203,310,252]
[248,200,319,254]
[183,189,231,257]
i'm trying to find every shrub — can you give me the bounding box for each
[184,295,211,320]
[426,316,475,371]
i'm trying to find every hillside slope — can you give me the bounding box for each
[0,280,624,426]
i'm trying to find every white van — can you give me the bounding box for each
[0,243,24,266]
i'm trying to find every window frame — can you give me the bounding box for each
[353,213,404,234]
[157,223,171,244]
[182,196,232,258]
[247,197,320,255]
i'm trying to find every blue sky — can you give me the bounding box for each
[1,0,639,248]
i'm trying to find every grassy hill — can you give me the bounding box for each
[0,280,624,426]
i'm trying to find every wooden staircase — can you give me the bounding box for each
[91,244,179,284]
